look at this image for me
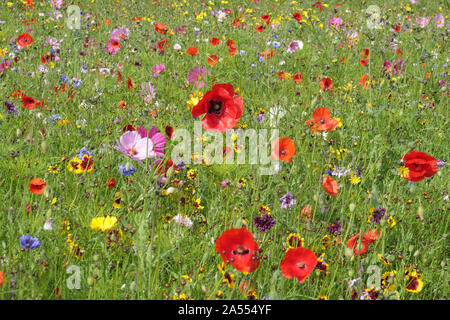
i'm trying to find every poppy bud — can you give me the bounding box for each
[408,245,415,252]
[349,203,356,212]
[413,250,420,258]
[87,276,95,286]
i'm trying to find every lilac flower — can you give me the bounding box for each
[119,163,136,176]
[434,15,445,28]
[152,64,165,77]
[49,114,61,124]
[253,214,276,233]
[436,158,446,167]
[140,81,156,103]
[256,113,265,123]
[272,41,281,48]
[20,235,41,251]
[174,160,186,171]
[416,17,431,28]
[331,167,350,178]
[110,26,129,41]
[280,192,297,209]
[286,40,302,53]
[72,77,82,88]
[220,179,231,188]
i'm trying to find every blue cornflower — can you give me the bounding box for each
[20,235,41,251]
[61,75,70,83]
[119,163,136,176]
[272,41,281,48]
[49,114,61,124]
[77,147,93,159]
[72,77,82,88]
[273,34,279,39]
[81,65,88,74]
[258,56,264,62]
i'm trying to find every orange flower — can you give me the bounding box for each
[207,54,218,66]
[0,270,4,286]
[210,37,221,46]
[322,176,338,197]
[299,204,311,219]
[158,38,169,50]
[186,46,198,55]
[259,50,273,60]
[255,24,264,32]
[29,177,47,195]
[228,46,237,56]
[347,229,380,256]
[155,23,168,34]
[105,19,111,26]
[271,138,296,163]
[293,72,303,84]
[359,74,369,89]
[305,107,339,132]
[360,49,369,58]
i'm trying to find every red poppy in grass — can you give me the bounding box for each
[319,77,333,91]
[255,24,264,32]
[107,178,116,189]
[360,49,369,58]
[215,228,260,273]
[17,33,33,47]
[22,95,40,109]
[0,270,4,286]
[393,25,401,32]
[322,176,338,197]
[280,247,317,283]
[347,229,380,256]
[359,58,368,67]
[154,158,173,175]
[226,40,236,48]
[210,37,221,46]
[186,46,198,55]
[293,12,302,22]
[192,83,244,132]
[359,74,369,89]
[29,177,46,195]
[261,14,270,22]
[232,19,241,27]
[293,72,303,84]
[158,38,169,50]
[41,54,50,64]
[127,77,134,90]
[155,23,168,34]
[401,150,438,182]
[228,46,237,56]
[207,54,218,66]
[123,124,136,132]
[271,138,296,163]
[306,107,339,132]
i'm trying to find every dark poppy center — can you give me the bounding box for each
[208,99,223,115]
[319,118,326,124]
[233,244,250,256]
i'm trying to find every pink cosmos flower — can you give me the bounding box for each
[416,17,430,28]
[328,16,343,29]
[111,26,130,41]
[434,15,444,28]
[152,64,165,77]
[114,131,157,162]
[137,125,166,157]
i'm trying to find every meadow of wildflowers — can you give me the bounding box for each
[0,0,448,301]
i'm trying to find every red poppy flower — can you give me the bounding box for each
[127,77,134,90]
[29,177,46,195]
[319,77,333,91]
[314,1,323,10]
[107,178,116,189]
[0,270,4,286]
[322,176,338,197]
[215,228,260,273]
[123,124,136,132]
[192,83,244,132]
[359,58,368,67]
[155,158,173,176]
[401,150,438,182]
[165,125,174,139]
[347,229,380,256]
[110,39,120,50]
[155,23,168,34]
[393,25,401,32]
[228,46,237,56]
[293,72,303,84]
[293,13,302,22]
[210,37,221,46]
[271,138,296,163]
[261,14,270,22]
[41,54,50,64]
[359,74,369,89]
[17,33,33,47]
[226,40,236,48]
[22,95,40,109]
[186,46,198,55]
[158,38,169,50]
[280,247,317,283]
[305,107,339,132]
[360,49,370,58]
[255,24,264,32]
[207,54,218,66]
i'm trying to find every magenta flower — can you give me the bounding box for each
[111,26,129,41]
[434,15,444,28]
[114,131,157,162]
[328,16,343,29]
[152,64,165,77]
[137,125,166,157]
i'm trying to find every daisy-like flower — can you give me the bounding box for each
[404,267,424,293]
[152,64,165,77]
[286,233,304,249]
[186,92,203,110]
[114,130,157,162]
[20,235,41,251]
[90,216,118,232]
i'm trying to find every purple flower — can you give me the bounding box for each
[370,207,386,224]
[436,158,446,167]
[20,235,41,251]
[119,163,136,176]
[253,214,276,233]
[256,113,265,123]
[280,192,297,209]
[137,125,166,157]
[327,221,342,235]
[328,16,343,29]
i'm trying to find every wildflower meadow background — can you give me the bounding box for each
[0,0,448,300]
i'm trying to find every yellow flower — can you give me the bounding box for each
[350,174,361,185]
[286,233,304,249]
[378,254,392,266]
[317,295,328,300]
[90,216,118,232]
[187,169,198,180]
[186,92,203,110]
[112,192,123,209]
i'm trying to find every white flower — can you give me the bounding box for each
[173,214,193,229]
[173,43,181,50]
[43,217,54,231]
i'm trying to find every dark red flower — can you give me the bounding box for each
[158,38,169,50]
[192,83,244,132]
[165,125,174,139]
[17,33,33,47]
[293,13,302,22]
[401,150,438,182]
[320,77,333,91]
[123,124,136,132]
[107,178,116,189]
[280,247,317,283]
[22,96,40,109]
[215,228,260,273]
[210,37,221,46]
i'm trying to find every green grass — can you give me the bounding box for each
[0,0,448,300]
